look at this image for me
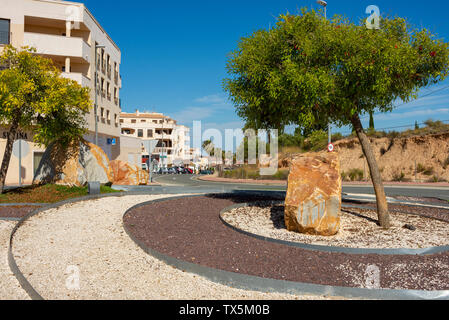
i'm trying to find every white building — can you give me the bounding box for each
[120,111,191,168]
[0,0,142,185]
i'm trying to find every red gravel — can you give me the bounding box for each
[124,194,449,291]
[0,206,42,219]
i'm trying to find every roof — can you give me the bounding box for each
[120,112,178,123]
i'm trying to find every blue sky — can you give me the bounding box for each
[82,0,449,137]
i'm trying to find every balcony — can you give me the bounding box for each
[61,72,90,87]
[23,32,90,62]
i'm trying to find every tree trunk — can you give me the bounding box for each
[0,120,20,194]
[351,113,391,229]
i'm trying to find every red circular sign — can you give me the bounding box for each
[328,143,335,152]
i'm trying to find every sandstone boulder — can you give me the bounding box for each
[109,160,149,186]
[33,140,113,187]
[284,152,342,236]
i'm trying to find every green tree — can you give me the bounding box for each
[369,111,375,131]
[0,46,91,193]
[415,121,420,130]
[224,9,449,228]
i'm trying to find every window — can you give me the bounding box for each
[0,19,10,45]
[101,108,105,118]
[120,119,124,123]
[33,152,45,176]
[147,129,153,138]
[141,120,146,123]
[138,129,143,138]
[131,119,137,124]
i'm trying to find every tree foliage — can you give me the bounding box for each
[224,8,449,131]
[0,46,91,146]
[0,46,91,192]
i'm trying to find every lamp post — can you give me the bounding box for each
[94,44,105,146]
[317,0,332,145]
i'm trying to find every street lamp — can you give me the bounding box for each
[94,44,105,146]
[316,0,331,145]
[317,0,327,19]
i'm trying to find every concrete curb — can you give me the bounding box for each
[0,203,48,207]
[219,203,449,256]
[122,194,449,300]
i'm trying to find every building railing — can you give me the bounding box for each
[114,71,119,85]
[107,92,111,101]
[101,90,106,98]
[107,65,112,79]
[114,97,119,106]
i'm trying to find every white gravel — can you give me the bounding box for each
[0,221,30,300]
[11,195,342,300]
[221,202,449,249]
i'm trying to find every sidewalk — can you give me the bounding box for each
[198,175,449,188]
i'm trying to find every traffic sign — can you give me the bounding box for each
[328,143,335,153]
[12,140,30,158]
[143,140,158,155]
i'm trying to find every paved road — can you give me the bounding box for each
[146,174,449,201]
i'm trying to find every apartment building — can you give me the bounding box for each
[120,111,191,168]
[0,0,141,185]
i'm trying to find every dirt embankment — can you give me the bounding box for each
[332,132,449,182]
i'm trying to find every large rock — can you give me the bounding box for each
[33,140,113,187]
[284,152,342,236]
[109,160,149,186]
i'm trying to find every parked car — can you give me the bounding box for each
[200,170,213,175]
[168,167,177,174]
[158,168,169,175]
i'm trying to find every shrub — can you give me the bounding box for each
[417,163,426,173]
[304,130,328,151]
[348,168,364,181]
[392,171,406,182]
[423,167,435,176]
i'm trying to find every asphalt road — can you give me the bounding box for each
[148,174,449,201]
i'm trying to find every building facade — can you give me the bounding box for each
[0,0,141,185]
[120,111,191,168]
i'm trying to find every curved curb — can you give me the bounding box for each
[219,203,449,256]
[0,203,48,207]
[8,191,209,301]
[122,195,449,300]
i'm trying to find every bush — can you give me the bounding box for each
[304,130,328,152]
[417,163,426,173]
[392,171,406,182]
[423,167,435,176]
[348,168,364,181]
